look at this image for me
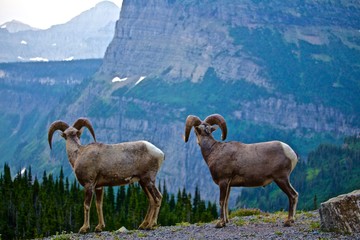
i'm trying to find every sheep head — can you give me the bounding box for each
[48,118,96,149]
[183,114,227,143]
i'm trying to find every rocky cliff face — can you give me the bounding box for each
[99,0,360,134]
[233,97,359,134]
[99,0,360,135]
[100,0,268,85]
[100,0,360,85]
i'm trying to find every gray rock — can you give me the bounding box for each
[319,189,360,233]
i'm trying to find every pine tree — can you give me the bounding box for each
[1,164,15,239]
[116,186,127,227]
[104,186,116,230]
[192,186,201,222]
[32,176,41,237]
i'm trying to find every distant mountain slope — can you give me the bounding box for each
[0,20,39,33]
[0,1,120,62]
[0,59,103,181]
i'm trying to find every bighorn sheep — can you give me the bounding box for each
[184,114,298,228]
[48,118,164,233]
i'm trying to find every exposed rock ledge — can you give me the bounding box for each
[320,190,360,233]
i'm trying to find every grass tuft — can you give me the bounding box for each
[176,222,191,227]
[229,208,261,218]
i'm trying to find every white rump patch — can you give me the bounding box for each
[142,141,165,165]
[281,142,298,170]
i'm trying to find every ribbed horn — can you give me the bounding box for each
[183,115,202,142]
[72,118,96,142]
[204,114,227,141]
[48,121,69,149]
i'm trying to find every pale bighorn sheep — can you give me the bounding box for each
[184,114,298,228]
[48,118,164,233]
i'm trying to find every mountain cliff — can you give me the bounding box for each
[100,0,360,84]
[100,0,360,131]
[1,0,360,205]
[0,1,120,62]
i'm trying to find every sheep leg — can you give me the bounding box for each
[139,180,162,229]
[139,181,154,230]
[224,183,231,223]
[79,186,93,233]
[216,180,230,228]
[147,183,162,227]
[94,187,105,232]
[274,178,299,227]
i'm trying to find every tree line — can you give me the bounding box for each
[0,165,218,239]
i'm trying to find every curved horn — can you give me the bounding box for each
[48,121,69,149]
[183,115,202,142]
[204,114,227,141]
[72,118,96,142]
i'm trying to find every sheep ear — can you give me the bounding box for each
[194,126,200,133]
[77,129,84,138]
[211,125,219,132]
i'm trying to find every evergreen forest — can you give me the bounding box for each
[0,165,218,239]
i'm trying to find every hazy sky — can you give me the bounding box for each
[0,0,123,29]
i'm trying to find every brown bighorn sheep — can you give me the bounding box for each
[48,118,164,233]
[184,114,298,228]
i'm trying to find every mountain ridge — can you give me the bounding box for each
[0,20,39,33]
[0,1,120,62]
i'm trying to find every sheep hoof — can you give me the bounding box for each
[139,222,152,230]
[283,219,294,227]
[215,220,226,228]
[79,226,89,234]
[95,224,105,232]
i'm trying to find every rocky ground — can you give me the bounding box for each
[42,211,360,240]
